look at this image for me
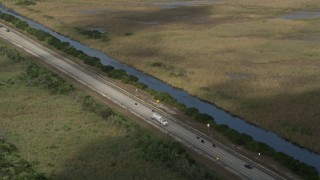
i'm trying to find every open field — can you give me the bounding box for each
[0,42,226,179]
[3,0,320,153]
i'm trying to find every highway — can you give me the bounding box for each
[0,25,285,180]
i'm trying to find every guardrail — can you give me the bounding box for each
[153,108,287,180]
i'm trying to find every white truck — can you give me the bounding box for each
[151,112,168,126]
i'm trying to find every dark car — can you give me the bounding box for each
[201,139,204,143]
[244,164,253,169]
[6,29,10,32]
[212,143,216,147]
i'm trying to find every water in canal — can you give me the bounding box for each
[0,5,319,173]
[281,11,320,20]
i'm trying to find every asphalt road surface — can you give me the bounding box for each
[0,25,287,180]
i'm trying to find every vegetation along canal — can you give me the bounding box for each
[1,4,319,174]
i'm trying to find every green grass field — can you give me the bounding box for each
[3,0,320,153]
[0,42,219,179]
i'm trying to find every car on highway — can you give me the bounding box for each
[6,28,10,32]
[244,164,253,169]
[201,139,204,143]
[212,143,216,147]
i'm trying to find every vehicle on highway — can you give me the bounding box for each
[212,143,216,147]
[201,139,205,143]
[245,164,253,169]
[151,112,168,126]
[6,28,10,32]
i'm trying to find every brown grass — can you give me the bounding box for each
[3,0,320,152]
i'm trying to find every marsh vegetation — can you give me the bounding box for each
[7,0,318,153]
[1,3,319,177]
[0,42,216,179]
[2,0,320,174]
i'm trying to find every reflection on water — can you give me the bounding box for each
[304,35,320,42]
[79,8,117,15]
[226,72,255,79]
[79,9,105,15]
[0,4,319,174]
[160,5,178,9]
[137,21,159,25]
[282,11,320,20]
[152,0,223,9]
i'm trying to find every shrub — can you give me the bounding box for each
[0,140,46,179]
[74,27,105,39]
[20,62,75,94]
[0,46,23,62]
[143,139,214,180]
[77,95,113,120]
[15,0,36,6]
